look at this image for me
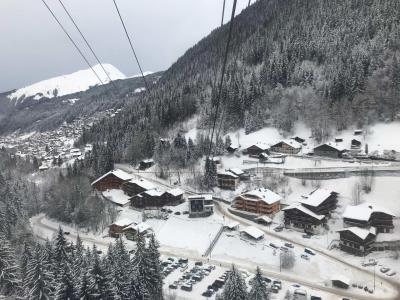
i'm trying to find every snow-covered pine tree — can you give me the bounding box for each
[204,157,217,188]
[221,265,248,300]
[132,233,151,298]
[54,263,78,300]
[0,236,21,296]
[24,244,53,300]
[248,266,269,300]
[146,234,163,300]
[78,271,91,300]
[112,238,131,299]
[21,242,33,285]
[55,226,68,265]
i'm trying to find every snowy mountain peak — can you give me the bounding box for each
[8,64,126,103]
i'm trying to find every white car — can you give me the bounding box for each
[380,267,390,273]
[386,270,397,276]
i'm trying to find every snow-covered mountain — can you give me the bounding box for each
[8,64,126,103]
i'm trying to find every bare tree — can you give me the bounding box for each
[360,170,374,193]
[352,181,363,205]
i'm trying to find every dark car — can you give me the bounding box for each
[269,243,278,249]
[311,296,322,300]
[202,289,214,297]
[174,211,181,215]
[169,284,178,289]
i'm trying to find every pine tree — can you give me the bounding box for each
[146,234,163,300]
[55,226,68,265]
[78,271,91,300]
[0,236,21,296]
[204,157,217,188]
[132,234,151,298]
[248,267,269,300]
[221,265,248,300]
[54,263,78,300]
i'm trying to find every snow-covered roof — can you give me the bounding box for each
[247,143,269,150]
[343,203,396,221]
[337,227,376,240]
[91,169,133,186]
[224,221,239,229]
[143,189,164,197]
[272,139,302,149]
[229,168,244,176]
[217,170,238,178]
[240,188,282,205]
[315,142,346,152]
[112,218,135,227]
[228,141,239,149]
[331,274,350,285]
[299,189,335,207]
[255,215,273,223]
[102,189,131,206]
[166,188,184,197]
[132,222,151,233]
[141,158,154,164]
[128,178,155,190]
[241,226,264,239]
[188,194,213,201]
[375,233,400,242]
[282,203,325,220]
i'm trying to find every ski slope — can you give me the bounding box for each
[8,64,126,102]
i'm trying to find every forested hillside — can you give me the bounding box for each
[82,0,400,162]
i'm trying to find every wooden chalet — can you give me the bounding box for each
[331,275,350,289]
[282,203,326,234]
[109,218,136,237]
[217,171,239,190]
[123,222,152,240]
[163,188,184,204]
[270,140,302,154]
[313,143,346,158]
[246,143,269,156]
[233,188,281,215]
[91,169,133,192]
[343,203,395,233]
[130,189,165,208]
[337,227,376,256]
[122,178,155,197]
[298,189,338,215]
[351,139,361,149]
[229,168,250,180]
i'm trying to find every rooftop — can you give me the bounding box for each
[282,203,325,220]
[128,178,156,190]
[91,169,133,186]
[240,188,282,205]
[343,203,396,221]
[241,226,264,239]
[337,227,376,240]
[299,188,335,207]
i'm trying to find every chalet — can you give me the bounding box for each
[282,203,326,234]
[343,203,395,233]
[139,159,154,170]
[351,139,361,149]
[233,188,281,215]
[130,189,165,208]
[331,275,350,289]
[217,171,239,190]
[188,194,214,217]
[373,234,400,251]
[122,178,155,196]
[246,143,269,156]
[164,188,184,204]
[270,140,302,154]
[313,143,346,158]
[229,168,250,181]
[298,189,338,215]
[240,226,264,240]
[337,227,376,256]
[102,189,131,207]
[109,218,136,237]
[123,222,152,240]
[91,169,133,192]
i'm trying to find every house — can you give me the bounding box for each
[337,227,376,256]
[233,188,281,215]
[298,189,338,215]
[343,203,395,233]
[123,222,152,240]
[282,203,326,234]
[188,194,214,217]
[109,218,136,237]
[313,143,346,158]
[122,178,155,197]
[91,169,133,192]
[351,139,361,149]
[246,143,269,156]
[130,189,165,208]
[331,275,350,289]
[270,140,302,154]
[217,171,239,190]
[240,226,264,240]
[139,159,154,170]
[229,168,250,181]
[164,188,184,204]
[373,234,400,251]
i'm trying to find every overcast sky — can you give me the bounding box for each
[0,0,250,92]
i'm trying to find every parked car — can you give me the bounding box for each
[284,242,294,248]
[269,243,278,249]
[271,286,279,293]
[386,270,397,276]
[195,261,203,266]
[274,226,283,232]
[380,267,390,273]
[311,296,322,300]
[174,211,181,215]
[301,254,309,260]
[304,248,316,255]
[202,289,214,297]
[181,284,192,291]
[302,234,312,239]
[169,284,178,289]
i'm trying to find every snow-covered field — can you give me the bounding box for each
[8,64,126,102]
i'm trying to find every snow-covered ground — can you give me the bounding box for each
[8,64,126,102]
